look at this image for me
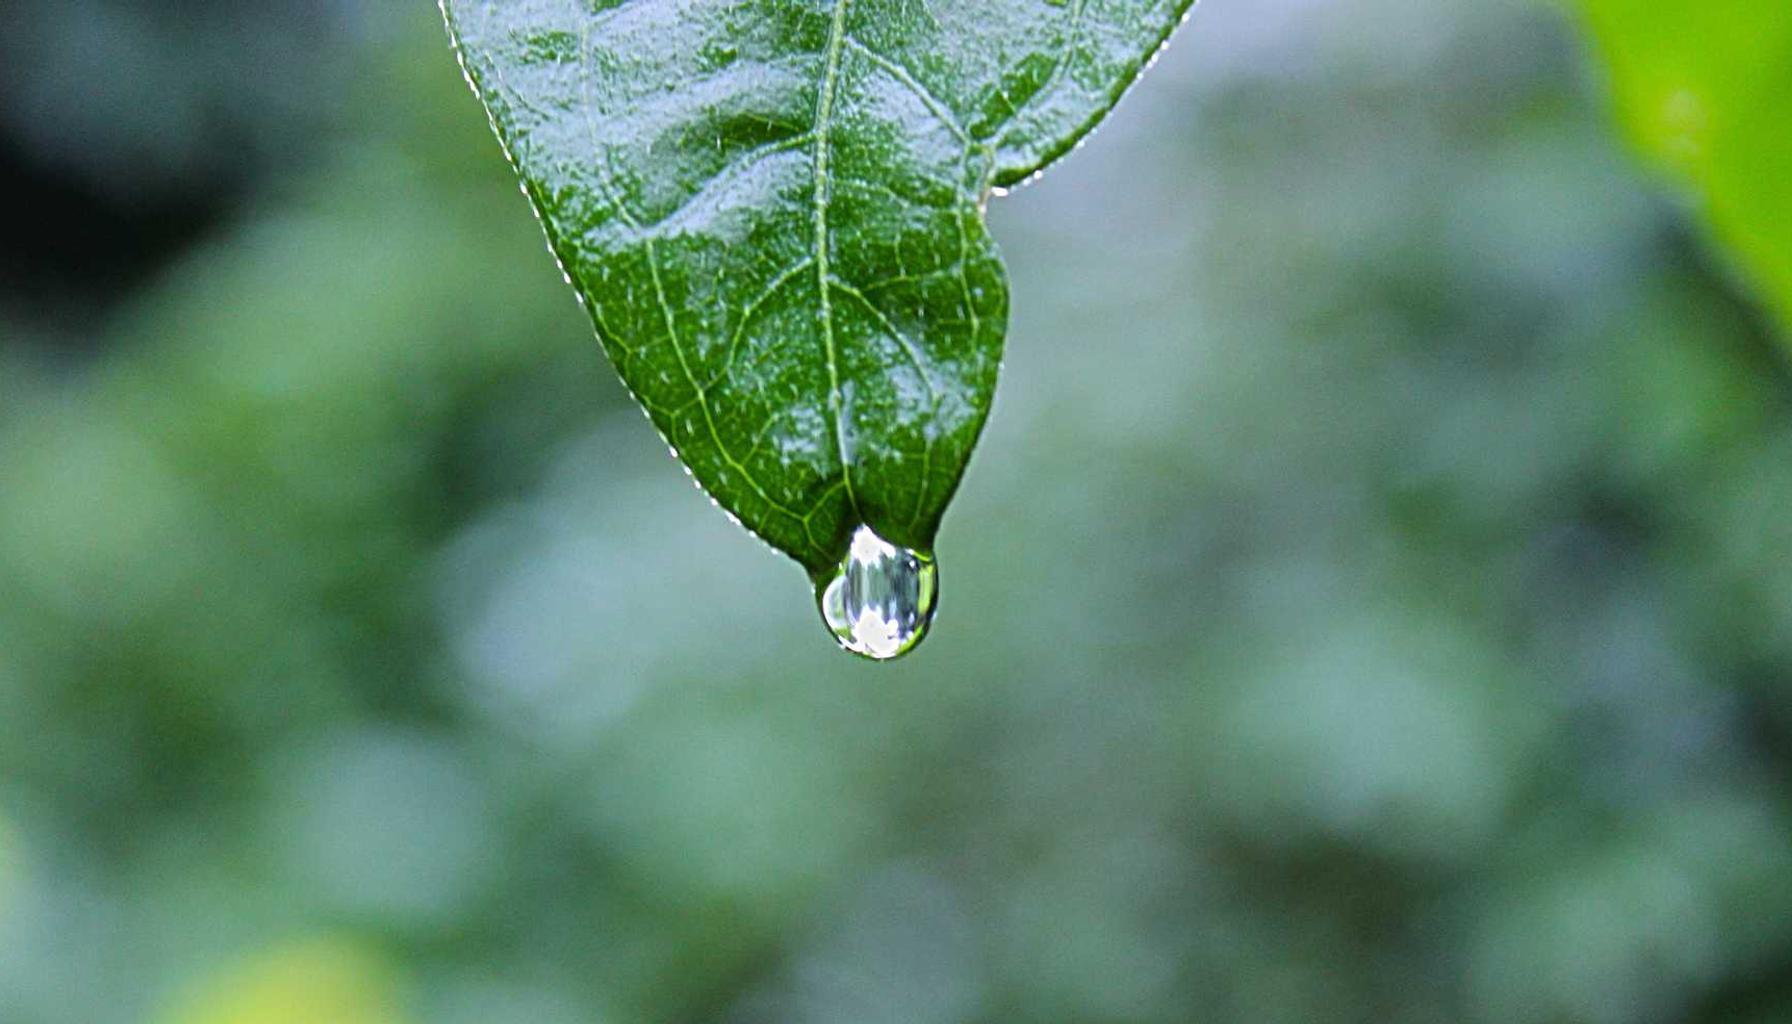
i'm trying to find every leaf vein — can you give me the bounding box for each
[812,0,861,524]
[578,18,808,535]
[842,35,969,144]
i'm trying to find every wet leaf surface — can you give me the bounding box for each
[443,0,1193,572]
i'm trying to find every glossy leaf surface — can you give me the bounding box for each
[443,0,1192,573]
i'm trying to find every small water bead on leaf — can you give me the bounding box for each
[818,525,938,661]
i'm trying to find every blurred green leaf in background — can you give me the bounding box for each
[1577,0,1792,335]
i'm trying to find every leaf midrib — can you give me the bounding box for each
[811,0,862,532]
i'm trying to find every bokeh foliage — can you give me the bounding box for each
[2,1,1792,1022]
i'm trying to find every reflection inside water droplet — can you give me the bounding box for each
[817,525,938,661]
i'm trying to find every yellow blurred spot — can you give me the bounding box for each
[161,938,404,1024]
[1654,87,1707,165]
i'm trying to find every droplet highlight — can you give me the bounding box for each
[817,525,938,661]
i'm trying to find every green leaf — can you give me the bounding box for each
[1576,0,1792,339]
[441,0,1192,575]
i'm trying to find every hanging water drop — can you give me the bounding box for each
[817,524,938,661]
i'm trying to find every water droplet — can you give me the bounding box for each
[817,525,938,661]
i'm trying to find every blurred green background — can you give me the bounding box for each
[3,1,1792,1021]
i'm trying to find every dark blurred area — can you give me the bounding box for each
[0,1,375,348]
[2,1,1791,1022]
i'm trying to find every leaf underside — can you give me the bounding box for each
[443,0,1193,575]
